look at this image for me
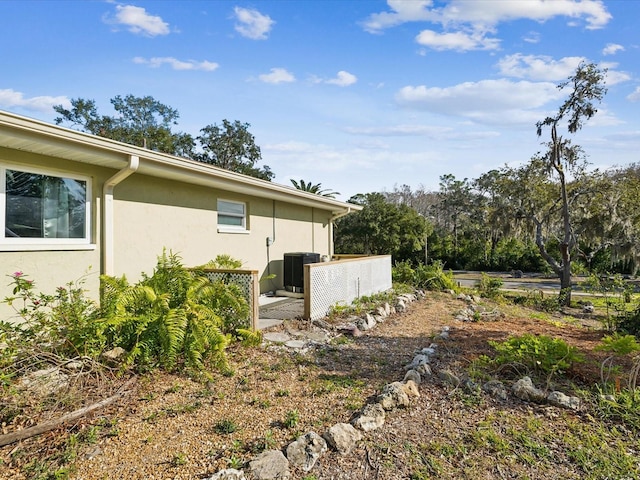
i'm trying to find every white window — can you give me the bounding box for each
[1,165,91,247]
[217,199,248,233]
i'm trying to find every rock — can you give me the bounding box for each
[377,382,411,410]
[376,306,388,318]
[356,313,376,331]
[335,323,362,337]
[547,391,581,410]
[404,369,421,385]
[352,403,385,432]
[102,346,126,363]
[402,379,420,398]
[417,347,436,357]
[462,378,481,394]
[323,423,362,454]
[415,363,432,377]
[483,380,508,401]
[383,302,391,316]
[284,339,307,349]
[405,354,429,370]
[312,319,332,330]
[512,377,546,403]
[286,431,327,472]
[395,299,407,313]
[248,450,290,479]
[205,469,246,480]
[21,367,69,396]
[263,332,291,343]
[438,369,460,387]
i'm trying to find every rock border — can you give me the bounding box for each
[206,290,582,480]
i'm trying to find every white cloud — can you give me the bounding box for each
[108,5,170,36]
[497,54,586,81]
[133,57,219,71]
[363,0,611,32]
[326,71,358,87]
[0,89,70,112]
[234,7,274,40]
[259,68,295,84]
[522,31,541,44]
[395,79,563,125]
[415,29,500,51]
[361,0,436,33]
[628,87,640,102]
[602,43,624,56]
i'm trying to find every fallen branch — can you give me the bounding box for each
[0,375,137,448]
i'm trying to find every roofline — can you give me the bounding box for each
[0,110,362,214]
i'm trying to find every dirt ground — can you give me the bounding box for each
[0,291,620,480]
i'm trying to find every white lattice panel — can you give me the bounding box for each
[204,270,256,329]
[307,256,392,320]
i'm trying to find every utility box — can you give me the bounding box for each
[283,252,320,293]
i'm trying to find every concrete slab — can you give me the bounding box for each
[263,332,291,343]
[258,318,285,330]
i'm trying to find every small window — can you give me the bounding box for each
[217,199,247,232]
[2,166,90,245]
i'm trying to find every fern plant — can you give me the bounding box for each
[99,250,248,374]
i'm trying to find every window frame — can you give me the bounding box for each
[217,198,249,234]
[1,163,93,249]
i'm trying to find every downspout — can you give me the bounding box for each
[102,155,139,276]
[328,207,352,258]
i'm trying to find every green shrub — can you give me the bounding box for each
[476,272,503,299]
[489,334,583,377]
[393,260,457,292]
[99,250,251,373]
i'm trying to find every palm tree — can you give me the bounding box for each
[290,179,340,198]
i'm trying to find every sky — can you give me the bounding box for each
[1,0,639,201]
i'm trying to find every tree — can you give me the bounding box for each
[290,179,340,198]
[54,95,195,157]
[196,120,274,181]
[334,193,429,263]
[535,62,607,305]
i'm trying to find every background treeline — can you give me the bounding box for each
[335,162,640,275]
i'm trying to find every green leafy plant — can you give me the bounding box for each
[489,334,583,378]
[584,273,631,331]
[283,409,300,429]
[99,250,255,373]
[392,260,457,292]
[476,273,503,299]
[596,333,640,390]
[214,419,239,435]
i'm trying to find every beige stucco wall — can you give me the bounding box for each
[111,174,332,292]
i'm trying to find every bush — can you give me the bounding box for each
[489,334,583,377]
[99,250,250,373]
[392,260,457,292]
[476,273,503,299]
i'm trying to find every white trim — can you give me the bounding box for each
[217,228,251,235]
[1,162,92,247]
[0,243,97,251]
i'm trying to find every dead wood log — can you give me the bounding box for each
[0,375,137,448]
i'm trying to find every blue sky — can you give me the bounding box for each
[1,0,638,200]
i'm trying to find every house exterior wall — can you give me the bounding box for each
[111,174,332,292]
[1,145,337,322]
